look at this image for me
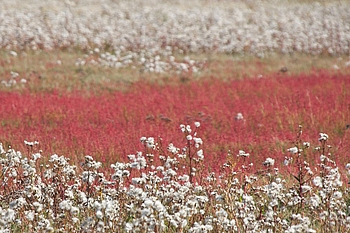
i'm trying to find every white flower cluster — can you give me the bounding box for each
[1,0,350,73]
[318,133,329,142]
[237,150,250,158]
[0,127,350,232]
[1,71,27,88]
[85,48,205,74]
[140,136,156,149]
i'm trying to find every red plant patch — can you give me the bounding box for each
[0,72,349,172]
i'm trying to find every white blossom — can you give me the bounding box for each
[313,176,323,187]
[263,158,275,167]
[318,133,329,142]
[237,150,250,157]
[287,147,299,154]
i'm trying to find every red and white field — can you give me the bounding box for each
[1,0,350,232]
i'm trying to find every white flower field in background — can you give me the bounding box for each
[1,0,350,73]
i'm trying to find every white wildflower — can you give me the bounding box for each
[143,198,153,207]
[346,163,350,170]
[59,200,71,211]
[167,143,179,154]
[197,149,204,160]
[144,137,155,149]
[70,206,80,216]
[141,208,151,217]
[24,140,39,146]
[32,153,41,160]
[318,133,329,141]
[125,222,133,231]
[308,195,321,208]
[3,208,16,222]
[235,112,244,120]
[237,150,249,157]
[313,176,323,187]
[179,174,190,182]
[193,137,203,147]
[0,143,5,154]
[270,199,279,207]
[216,208,228,219]
[33,202,43,213]
[287,147,299,154]
[140,136,147,143]
[301,185,312,193]
[10,71,19,78]
[96,210,103,219]
[263,158,275,167]
[333,191,343,199]
[186,125,192,133]
[9,197,26,209]
[303,142,310,148]
[25,210,35,221]
[9,51,17,57]
[72,217,79,224]
[82,171,96,184]
[180,124,186,132]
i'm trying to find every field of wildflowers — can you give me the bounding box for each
[1,0,350,232]
[1,73,349,171]
[1,122,350,232]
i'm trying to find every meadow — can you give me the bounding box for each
[1,0,350,232]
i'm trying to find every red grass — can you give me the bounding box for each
[0,72,349,172]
